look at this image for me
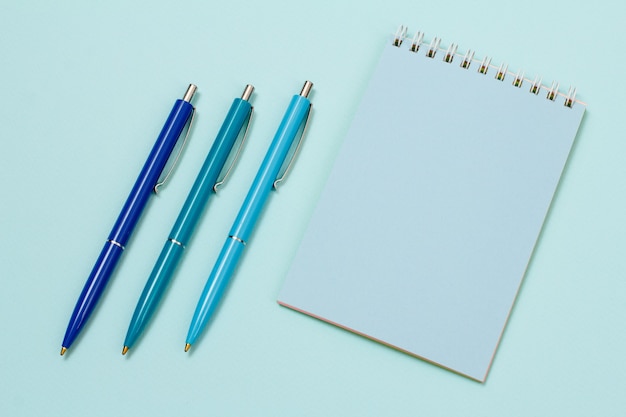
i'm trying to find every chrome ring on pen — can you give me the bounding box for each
[168,238,185,249]
[228,235,246,245]
[107,239,125,250]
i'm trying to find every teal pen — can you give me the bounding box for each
[122,85,255,354]
[185,81,313,351]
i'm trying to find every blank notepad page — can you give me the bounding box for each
[278,30,585,382]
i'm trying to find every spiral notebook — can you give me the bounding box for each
[278,26,586,382]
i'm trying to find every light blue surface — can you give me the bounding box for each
[279,40,584,382]
[1,0,624,416]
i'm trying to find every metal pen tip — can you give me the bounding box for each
[300,81,313,98]
[184,343,191,352]
[241,84,255,101]
[122,346,129,355]
[60,347,67,356]
[183,84,198,103]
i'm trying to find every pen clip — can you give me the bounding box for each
[154,106,196,194]
[273,103,312,190]
[213,105,254,192]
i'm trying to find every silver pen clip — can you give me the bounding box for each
[273,81,313,190]
[154,85,197,194]
[214,85,255,192]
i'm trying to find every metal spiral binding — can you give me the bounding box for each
[564,87,577,108]
[478,56,491,74]
[547,81,559,101]
[513,70,525,87]
[426,37,441,58]
[460,50,474,69]
[495,63,508,81]
[444,44,458,63]
[393,25,407,46]
[392,25,580,108]
[410,31,424,52]
[530,76,543,95]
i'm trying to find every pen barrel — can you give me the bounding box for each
[108,99,194,245]
[169,98,252,244]
[186,237,245,344]
[229,94,310,241]
[62,242,124,348]
[124,240,185,348]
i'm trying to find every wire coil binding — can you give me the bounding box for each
[392,25,580,108]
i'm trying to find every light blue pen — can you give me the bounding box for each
[185,81,313,351]
[122,85,255,354]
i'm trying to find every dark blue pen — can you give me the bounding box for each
[60,84,197,355]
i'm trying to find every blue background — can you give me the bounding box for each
[1,0,624,415]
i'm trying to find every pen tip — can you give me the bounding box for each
[60,347,67,356]
[122,346,129,355]
[184,343,191,352]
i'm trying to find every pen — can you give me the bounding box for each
[185,81,313,351]
[122,85,255,354]
[60,84,197,355]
